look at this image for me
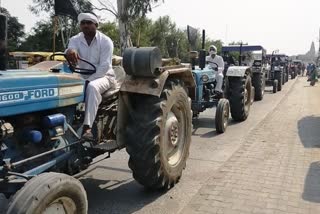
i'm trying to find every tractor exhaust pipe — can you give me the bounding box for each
[199,29,206,70]
[0,13,8,70]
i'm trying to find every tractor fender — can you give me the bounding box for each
[120,65,196,97]
[226,66,251,77]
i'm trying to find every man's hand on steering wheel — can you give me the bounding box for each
[66,49,79,66]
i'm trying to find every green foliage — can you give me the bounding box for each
[19,20,65,52]
[0,7,25,51]
[130,17,153,47]
[99,21,121,55]
[224,41,249,65]
[4,0,226,62]
[125,0,162,20]
[30,0,93,15]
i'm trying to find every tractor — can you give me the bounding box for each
[222,45,268,101]
[187,27,254,133]
[292,59,304,76]
[0,14,194,214]
[266,54,289,92]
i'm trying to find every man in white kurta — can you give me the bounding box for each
[66,13,115,140]
[206,45,225,98]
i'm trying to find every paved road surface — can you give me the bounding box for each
[80,76,315,214]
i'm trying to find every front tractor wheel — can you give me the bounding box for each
[7,173,87,214]
[275,72,283,91]
[215,98,230,133]
[125,80,192,190]
[273,80,278,93]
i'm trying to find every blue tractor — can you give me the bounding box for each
[0,14,195,213]
[187,27,254,133]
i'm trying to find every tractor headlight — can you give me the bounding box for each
[201,75,209,83]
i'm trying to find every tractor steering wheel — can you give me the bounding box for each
[50,53,96,75]
[208,62,219,71]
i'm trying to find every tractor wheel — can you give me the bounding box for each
[125,79,192,190]
[215,98,230,134]
[273,80,278,93]
[274,72,282,91]
[285,72,289,82]
[310,79,316,86]
[291,72,295,79]
[251,86,255,104]
[252,73,265,101]
[7,173,87,214]
[228,75,252,122]
[0,193,8,214]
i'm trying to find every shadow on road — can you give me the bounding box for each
[298,116,320,148]
[303,161,320,203]
[78,166,165,214]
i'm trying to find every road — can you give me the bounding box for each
[79,76,309,214]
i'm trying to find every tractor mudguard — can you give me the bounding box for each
[226,66,251,77]
[117,65,195,149]
[120,65,196,97]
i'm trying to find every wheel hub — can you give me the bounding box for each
[166,112,179,147]
[44,197,76,214]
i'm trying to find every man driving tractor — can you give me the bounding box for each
[65,12,116,140]
[206,45,225,99]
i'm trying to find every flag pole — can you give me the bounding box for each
[53,15,57,54]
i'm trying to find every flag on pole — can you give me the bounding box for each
[187,25,199,51]
[54,0,78,20]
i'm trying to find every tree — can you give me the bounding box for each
[30,0,92,15]
[29,0,93,49]
[129,16,153,47]
[19,20,65,52]
[0,7,25,51]
[99,21,121,55]
[94,0,163,54]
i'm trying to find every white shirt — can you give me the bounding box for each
[206,55,225,73]
[66,31,114,81]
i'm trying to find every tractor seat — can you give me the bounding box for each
[102,66,126,99]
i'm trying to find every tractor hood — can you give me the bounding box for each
[192,66,216,84]
[0,69,85,117]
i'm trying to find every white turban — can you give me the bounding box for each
[78,13,99,24]
[209,45,217,54]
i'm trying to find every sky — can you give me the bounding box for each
[1,0,320,55]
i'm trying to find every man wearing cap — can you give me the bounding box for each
[65,12,115,140]
[206,45,225,99]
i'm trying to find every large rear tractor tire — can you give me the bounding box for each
[228,75,252,122]
[215,98,230,134]
[274,72,283,91]
[124,80,192,190]
[7,173,87,214]
[252,73,265,101]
